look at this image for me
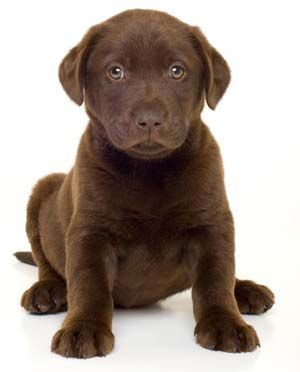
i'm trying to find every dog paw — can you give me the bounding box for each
[235,280,275,314]
[21,280,67,314]
[51,321,114,358]
[195,308,260,353]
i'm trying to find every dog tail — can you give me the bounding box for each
[14,251,37,266]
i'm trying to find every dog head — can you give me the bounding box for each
[59,10,230,160]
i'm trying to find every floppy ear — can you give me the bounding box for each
[190,27,231,110]
[59,26,99,105]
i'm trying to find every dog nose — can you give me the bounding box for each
[137,119,162,128]
[136,111,164,129]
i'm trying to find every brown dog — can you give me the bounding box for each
[15,9,274,358]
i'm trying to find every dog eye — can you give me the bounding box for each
[170,65,185,79]
[108,66,124,80]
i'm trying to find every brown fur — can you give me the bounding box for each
[15,9,274,358]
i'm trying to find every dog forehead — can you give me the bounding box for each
[106,9,190,37]
[89,21,197,70]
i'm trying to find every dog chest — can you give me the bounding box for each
[112,238,191,307]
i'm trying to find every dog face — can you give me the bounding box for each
[59,10,230,160]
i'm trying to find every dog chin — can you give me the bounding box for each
[125,146,173,160]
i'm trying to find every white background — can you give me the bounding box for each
[0,0,299,371]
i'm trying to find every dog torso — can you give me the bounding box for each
[38,122,226,307]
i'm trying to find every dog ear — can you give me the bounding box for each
[59,26,99,105]
[190,27,231,110]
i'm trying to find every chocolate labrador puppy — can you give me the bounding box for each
[15,9,274,358]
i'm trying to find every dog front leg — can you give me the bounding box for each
[51,221,116,358]
[187,212,260,353]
